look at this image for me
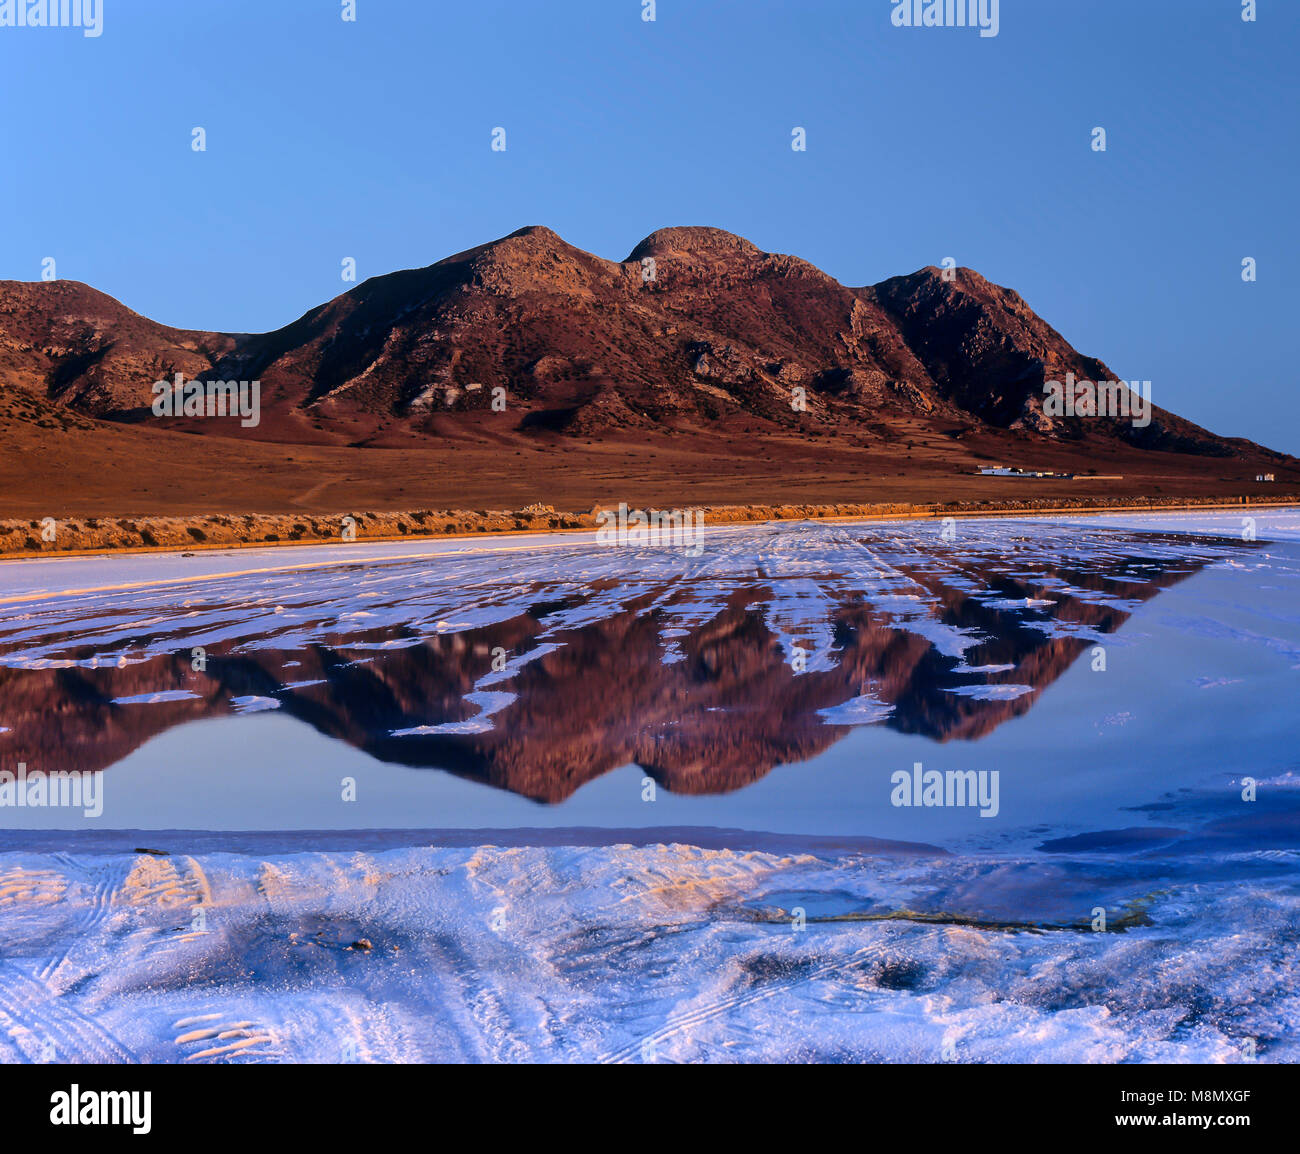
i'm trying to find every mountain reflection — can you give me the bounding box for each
[0,523,1234,802]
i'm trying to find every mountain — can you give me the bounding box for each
[0,279,234,417]
[1,225,1294,515]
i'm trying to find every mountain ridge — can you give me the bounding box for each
[0,225,1277,457]
[1,225,1295,518]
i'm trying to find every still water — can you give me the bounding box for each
[0,511,1295,852]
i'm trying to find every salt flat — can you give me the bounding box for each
[0,510,1297,1062]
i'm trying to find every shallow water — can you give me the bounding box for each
[1,510,1297,1062]
[0,511,1296,844]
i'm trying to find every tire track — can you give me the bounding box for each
[0,960,136,1063]
[37,858,128,984]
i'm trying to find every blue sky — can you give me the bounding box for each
[2,0,1296,452]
